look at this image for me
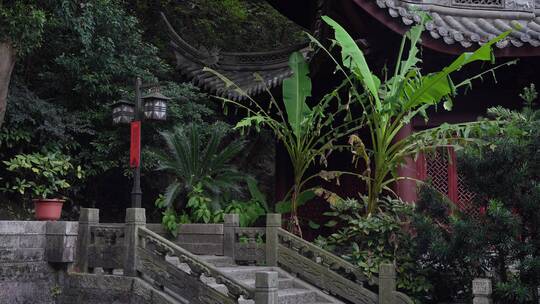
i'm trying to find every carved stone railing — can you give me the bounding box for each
[137,226,253,303]
[87,224,125,272]
[146,222,224,255]
[277,228,368,282]
[75,208,126,274]
[234,227,266,264]
[275,225,415,304]
[76,209,411,304]
[277,228,378,304]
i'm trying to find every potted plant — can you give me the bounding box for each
[3,152,83,220]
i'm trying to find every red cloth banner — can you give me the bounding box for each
[130,121,141,168]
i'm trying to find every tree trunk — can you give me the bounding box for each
[0,42,16,128]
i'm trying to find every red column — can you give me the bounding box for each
[395,124,418,203]
[447,147,459,204]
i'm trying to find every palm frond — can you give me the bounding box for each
[162,181,183,209]
[157,124,246,208]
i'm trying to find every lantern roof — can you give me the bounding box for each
[111,99,134,107]
[142,92,171,101]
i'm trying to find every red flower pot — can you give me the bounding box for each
[33,198,65,221]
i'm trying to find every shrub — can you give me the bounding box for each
[2,152,83,199]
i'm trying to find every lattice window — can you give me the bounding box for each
[425,151,450,197]
[419,148,478,217]
[452,0,504,8]
[456,174,478,217]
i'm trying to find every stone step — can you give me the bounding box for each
[216,266,286,281]
[236,288,328,304]
[204,274,294,294]
[166,255,342,304]
[205,275,328,304]
[277,288,319,304]
[197,255,235,267]
[239,277,295,289]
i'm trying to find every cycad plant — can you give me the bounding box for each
[157,124,246,211]
[312,15,515,214]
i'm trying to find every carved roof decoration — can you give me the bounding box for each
[162,13,311,101]
[372,0,540,48]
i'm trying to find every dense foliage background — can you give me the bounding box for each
[0,0,302,221]
[2,2,539,303]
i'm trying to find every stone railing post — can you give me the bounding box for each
[46,221,78,268]
[379,263,396,304]
[254,271,278,304]
[265,213,281,267]
[224,214,239,260]
[473,278,493,304]
[124,208,145,277]
[75,208,99,273]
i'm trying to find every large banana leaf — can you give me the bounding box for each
[322,16,381,108]
[406,30,511,109]
[282,51,312,138]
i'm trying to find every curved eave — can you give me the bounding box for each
[352,0,540,57]
[162,13,310,101]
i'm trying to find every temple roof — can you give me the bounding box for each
[162,13,311,101]
[353,0,540,55]
[163,0,540,101]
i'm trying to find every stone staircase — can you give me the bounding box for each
[78,209,414,304]
[168,255,344,304]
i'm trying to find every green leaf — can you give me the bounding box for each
[308,220,321,229]
[443,98,453,111]
[282,51,312,138]
[325,220,338,227]
[322,16,381,107]
[406,30,511,108]
[399,23,424,75]
[234,116,266,130]
[246,176,268,211]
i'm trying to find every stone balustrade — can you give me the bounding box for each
[0,220,78,303]
[0,209,434,304]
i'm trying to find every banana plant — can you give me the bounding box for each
[312,15,515,214]
[204,52,364,237]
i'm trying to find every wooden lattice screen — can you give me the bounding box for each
[417,148,478,217]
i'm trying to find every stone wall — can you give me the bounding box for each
[0,221,77,304]
[57,273,183,304]
[0,220,178,304]
[147,223,224,255]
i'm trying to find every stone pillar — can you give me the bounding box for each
[473,278,493,304]
[224,214,239,260]
[75,208,99,272]
[379,263,396,304]
[124,208,145,277]
[254,271,278,304]
[265,214,281,267]
[46,221,78,265]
